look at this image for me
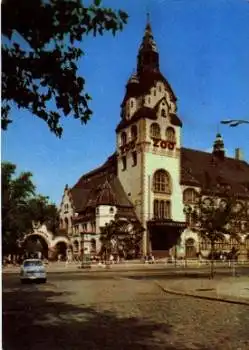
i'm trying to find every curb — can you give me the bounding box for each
[155,281,249,307]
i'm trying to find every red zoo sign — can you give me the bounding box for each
[152,138,175,150]
[120,139,175,154]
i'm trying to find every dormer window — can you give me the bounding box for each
[161,109,166,117]
[183,188,198,204]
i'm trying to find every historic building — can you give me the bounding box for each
[59,18,249,260]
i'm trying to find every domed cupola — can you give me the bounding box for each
[212,133,225,160]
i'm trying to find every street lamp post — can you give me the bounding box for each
[221,119,249,127]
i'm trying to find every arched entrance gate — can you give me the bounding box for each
[23,225,70,261]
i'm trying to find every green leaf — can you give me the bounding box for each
[94,0,102,7]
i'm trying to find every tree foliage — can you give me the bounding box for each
[2,0,128,136]
[100,219,144,259]
[2,162,59,255]
[194,191,241,277]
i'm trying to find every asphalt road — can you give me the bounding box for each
[3,269,249,350]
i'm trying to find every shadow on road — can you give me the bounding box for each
[3,284,212,350]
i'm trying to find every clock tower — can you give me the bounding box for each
[116,16,185,255]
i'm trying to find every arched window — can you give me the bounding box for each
[158,85,162,93]
[153,200,171,219]
[166,127,176,142]
[130,99,134,108]
[153,169,171,194]
[161,109,166,117]
[153,89,156,96]
[150,123,161,139]
[148,97,151,104]
[131,124,138,139]
[121,132,127,146]
[183,188,198,204]
[110,207,114,214]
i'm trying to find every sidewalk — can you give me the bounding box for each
[2,261,161,273]
[156,276,249,305]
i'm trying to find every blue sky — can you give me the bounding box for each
[2,0,249,205]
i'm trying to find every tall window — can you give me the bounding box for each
[183,188,198,204]
[132,151,137,166]
[154,200,171,219]
[130,99,134,108]
[121,132,127,145]
[153,169,171,194]
[131,124,138,139]
[150,123,161,138]
[122,156,127,171]
[65,217,69,231]
[166,127,176,142]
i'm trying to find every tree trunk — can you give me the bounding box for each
[210,242,215,279]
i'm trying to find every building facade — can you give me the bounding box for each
[59,18,249,260]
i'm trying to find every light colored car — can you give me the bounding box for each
[20,259,47,283]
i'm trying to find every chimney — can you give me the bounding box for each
[235,148,243,161]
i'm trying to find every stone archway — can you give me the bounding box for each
[51,236,70,261]
[185,238,197,258]
[54,241,68,261]
[23,234,49,259]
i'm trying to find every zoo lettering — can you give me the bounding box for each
[152,138,175,150]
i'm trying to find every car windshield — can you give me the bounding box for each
[23,260,43,267]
